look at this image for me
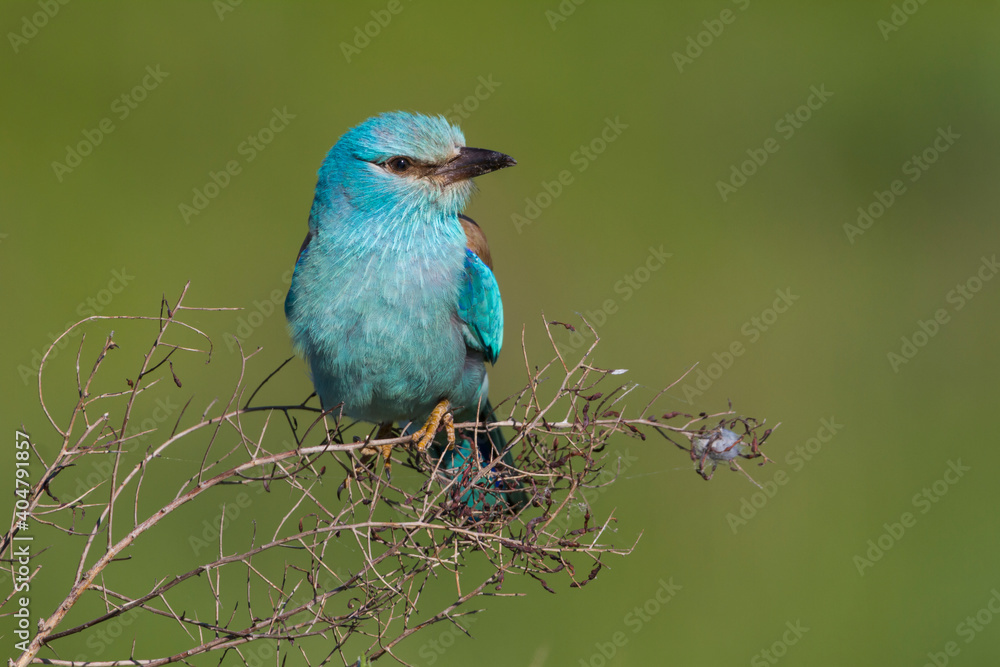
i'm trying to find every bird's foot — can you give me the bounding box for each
[357,424,397,479]
[412,399,456,452]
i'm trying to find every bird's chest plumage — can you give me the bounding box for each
[288,218,473,423]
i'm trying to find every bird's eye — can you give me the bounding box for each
[384,156,413,174]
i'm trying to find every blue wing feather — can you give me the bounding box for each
[458,248,503,364]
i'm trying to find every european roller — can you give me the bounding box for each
[285,111,523,508]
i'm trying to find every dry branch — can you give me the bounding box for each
[3,284,776,666]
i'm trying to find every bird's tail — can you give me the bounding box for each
[431,400,527,511]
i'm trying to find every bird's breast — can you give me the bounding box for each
[288,221,473,422]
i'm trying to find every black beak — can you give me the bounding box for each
[436,147,516,185]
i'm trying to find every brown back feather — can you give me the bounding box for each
[459,214,493,270]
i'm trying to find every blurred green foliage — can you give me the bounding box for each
[4,1,1000,665]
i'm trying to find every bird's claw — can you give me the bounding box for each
[442,412,455,450]
[378,443,393,480]
[413,399,456,451]
[357,425,397,479]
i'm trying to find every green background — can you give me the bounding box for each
[4,1,1000,665]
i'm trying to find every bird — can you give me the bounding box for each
[285,111,524,509]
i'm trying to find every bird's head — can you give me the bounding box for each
[314,112,515,219]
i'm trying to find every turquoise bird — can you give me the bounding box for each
[285,111,524,509]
